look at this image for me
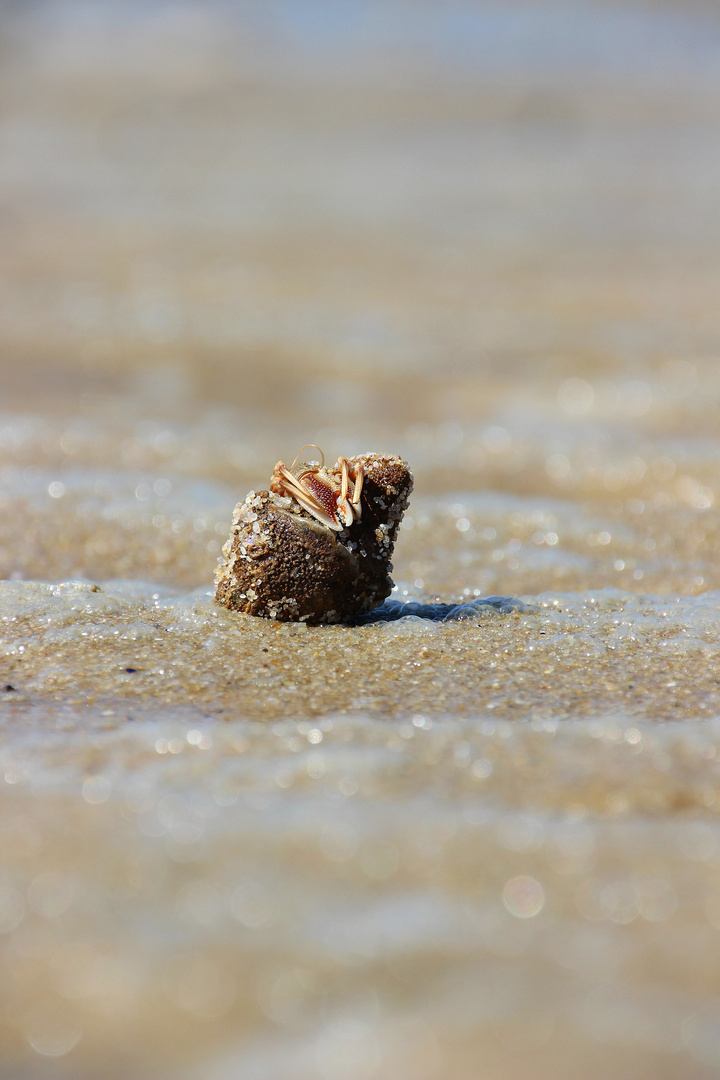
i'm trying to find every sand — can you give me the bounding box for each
[4,2,720,1077]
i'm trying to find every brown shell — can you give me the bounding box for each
[214,453,413,624]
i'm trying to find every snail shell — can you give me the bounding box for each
[214,453,413,624]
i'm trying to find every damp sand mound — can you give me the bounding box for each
[3,579,720,723]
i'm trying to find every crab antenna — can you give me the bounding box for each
[290,444,325,472]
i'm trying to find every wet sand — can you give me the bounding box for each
[4,2,720,1078]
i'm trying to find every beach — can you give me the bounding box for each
[3,2,720,1076]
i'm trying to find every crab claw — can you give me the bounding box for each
[337,458,362,526]
[336,499,354,528]
[271,462,342,530]
[350,464,364,518]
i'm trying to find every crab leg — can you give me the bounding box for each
[274,464,342,531]
[350,465,364,515]
[336,458,355,527]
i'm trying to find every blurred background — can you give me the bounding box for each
[3,0,720,479]
[4,0,720,595]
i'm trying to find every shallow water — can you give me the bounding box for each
[3,1,720,1078]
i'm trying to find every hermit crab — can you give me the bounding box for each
[215,448,413,624]
[270,445,364,531]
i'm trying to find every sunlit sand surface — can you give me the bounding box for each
[3,2,720,1077]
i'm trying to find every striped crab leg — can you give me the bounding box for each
[337,457,364,527]
[272,463,342,531]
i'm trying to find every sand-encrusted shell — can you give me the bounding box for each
[214,453,413,624]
